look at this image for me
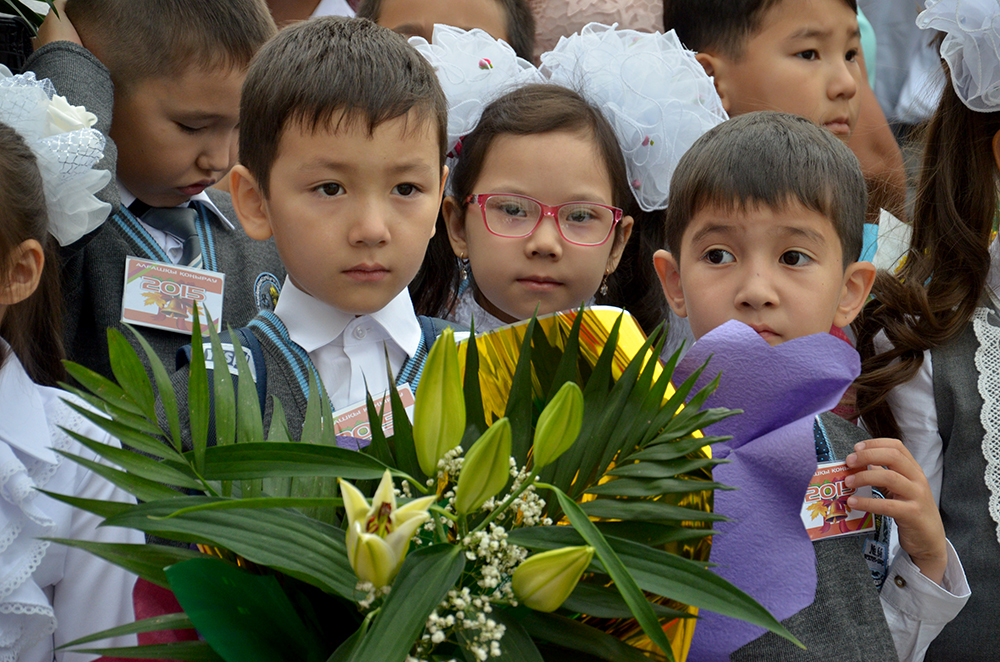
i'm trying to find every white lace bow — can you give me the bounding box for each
[0,67,111,246]
[411,23,728,210]
[918,0,1000,112]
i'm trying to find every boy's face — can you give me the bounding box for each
[232,111,446,315]
[111,65,244,207]
[654,200,874,346]
[377,0,508,45]
[698,0,862,141]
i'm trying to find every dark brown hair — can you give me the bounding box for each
[0,123,64,386]
[356,0,536,61]
[855,71,1000,440]
[66,0,276,94]
[664,111,866,267]
[410,84,668,334]
[239,16,448,199]
[663,0,858,57]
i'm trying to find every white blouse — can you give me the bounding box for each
[0,347,141,661]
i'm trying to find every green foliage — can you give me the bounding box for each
[57,309,799,661]
[1,0,54,32]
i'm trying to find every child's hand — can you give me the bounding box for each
[35,1,82,49]
[844,437,948,585]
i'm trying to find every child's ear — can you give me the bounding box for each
[230,165,273,241]
[606,214,634,273]
[695,51,734,115]
[0,239,44,306]
[834,260,877,328]
[442,195,469,257]
[653,249,688,318]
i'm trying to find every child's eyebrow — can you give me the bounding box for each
[776,225,827,244]
[297,157,435,175]
[787,26,861,41]
[689,224,737,244]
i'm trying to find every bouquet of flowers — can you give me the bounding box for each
[48,307,800,661]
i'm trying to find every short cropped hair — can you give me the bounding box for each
[356,0,536,61]
[664,111,866,266]
[65,0,275,94]
[663,0,857,57]
[239,17,448,199]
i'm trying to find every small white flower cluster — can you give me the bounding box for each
[355,581,391,611]
[416,588,507,661]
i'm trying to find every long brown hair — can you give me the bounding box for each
[410,84,668,334]
[0,122,65,386]
[854,68,1000,439]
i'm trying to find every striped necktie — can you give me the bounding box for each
[130,200,203,268]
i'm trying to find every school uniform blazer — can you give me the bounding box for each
[23,43,286,383]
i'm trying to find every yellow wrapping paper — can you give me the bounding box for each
[457,307,712,661]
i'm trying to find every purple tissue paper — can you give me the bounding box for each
[678,321,860,661]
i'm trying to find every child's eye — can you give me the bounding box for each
[780,250,812,266]
[845,48,859,62]
[796,49,819,61]
[177,123,204,134]
[316,182,343,197]
[394,183,421,196]
[703,248,735,265]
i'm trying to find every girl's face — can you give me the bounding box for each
[444,130,633,323]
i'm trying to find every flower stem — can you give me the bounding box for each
[471,468,538,534]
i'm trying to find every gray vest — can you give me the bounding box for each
[731,413,897,662]
[926,309,1000,661]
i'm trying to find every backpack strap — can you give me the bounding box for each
[176,327,268,425]
[395,316,459,392]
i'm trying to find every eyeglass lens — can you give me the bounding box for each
[482,195,615,245]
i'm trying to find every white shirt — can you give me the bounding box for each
[876,239,1000,506]
[119,182,234,266]
[272,277,422,411]
[0,345,142,661]
[311,0,355,17]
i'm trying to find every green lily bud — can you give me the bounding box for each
[454,417,512,515]
[512,545,595,612]
[412,327,466,476]
[532,381,584,469]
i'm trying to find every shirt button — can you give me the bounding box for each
[353,326,367,340]
[894,576,906,588]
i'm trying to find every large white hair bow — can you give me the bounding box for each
[918,0,1000,112]
[0,67,111,246]
[412,23,728,211]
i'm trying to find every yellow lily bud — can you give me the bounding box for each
[412,327,466,476]
[454,417,512,515]
[339,470,435,588]
[512,545,595,612]
[531,381,584,469]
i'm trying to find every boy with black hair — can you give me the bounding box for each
[653,111,969,661]
[356,0,535,61]
[25,0,285,381]
[664,0,862,142]
[177,16,453,439]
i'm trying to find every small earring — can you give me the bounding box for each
[599,271,610,297]
[459,254,469,281]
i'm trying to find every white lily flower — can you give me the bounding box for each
[339,470,436,588]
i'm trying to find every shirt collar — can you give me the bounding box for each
[273,277,422,357]
[0,344,59,464]
[118,180,234,230]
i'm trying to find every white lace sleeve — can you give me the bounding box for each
[973,301,1000,546]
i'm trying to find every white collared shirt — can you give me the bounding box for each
[119,182,234,265]
[273,277,422,411]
